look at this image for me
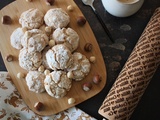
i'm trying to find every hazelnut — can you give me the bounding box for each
[5,54,13,62]
[38,65,45,72]
[34,102,44,111]
[1,15,12,25]
[17,72,25,79]
[67,71,74,79]
[68,98,76,104]
[82,82,92,91]
[6,74,12,81]
[25,31,31,38]
[45,0,55,6]
[44,69,50,75]
[67,5,74,12]
[45,26,52,33]
[26,0,32,2]
[77,16,86,26]
[89,56,96,63]
[93,74,101,84]
[49,39,55,47]
[84,43,92,52]
[22,27,28,33]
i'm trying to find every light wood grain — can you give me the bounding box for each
[0,0,107,115]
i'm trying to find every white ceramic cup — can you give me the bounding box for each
[101,0,144,17]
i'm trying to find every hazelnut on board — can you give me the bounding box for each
[45,26,52,33]
[45,0,55,6]
[77,16,86,26]
[5,54,13,62]
[1,15,12,25]
[67,5,74,12]
[89,56,96,63]
[26,0,32,2]
[68,98,76,104]
[34,102,44,111]
[82,82,92,91]
[17,72,25,79]
[67,71,74,79]
[84,43,92,52]
[93,74,101,84]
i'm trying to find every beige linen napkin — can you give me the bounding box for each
[0,72,96,120]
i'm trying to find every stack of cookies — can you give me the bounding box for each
[10,8,91,99]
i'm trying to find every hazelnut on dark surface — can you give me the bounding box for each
[1,15,12,25]
[77,16,86,26]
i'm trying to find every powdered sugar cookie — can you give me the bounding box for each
[52,28,79,52]
[26,71,45,93]
[21,29,49,53]
[44,8,70,29]
[10,27,24,50]
[19,8,44,29]
[67,52,91,81]
[44,71,72,98]
[46,44,73,70]
[19,48,42,71]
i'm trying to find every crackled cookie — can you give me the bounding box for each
[26,71,45,93]
[67,52,91,81]
[19,48,42,71]
[10,27,24,50]
[44,71,72,98]
[52,28,79,52]
[21,29,49,53]
[46,44,73,70]
[19,8,44,29]
[44,8,70,29]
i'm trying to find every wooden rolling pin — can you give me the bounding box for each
[98,8,160,120]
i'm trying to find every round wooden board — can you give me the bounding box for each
[0,0,107,115]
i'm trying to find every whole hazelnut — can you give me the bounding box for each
[1,15,12,25]
[84,43,92,52]
[68,98,76,104]
[45,0,55,6]
[49,39,55,47]
[82,82,92,91]
[67,71,74,79]
[34,102,44,111]
[89,56,96,63]
[77,16,86,26]
[5,54,13,62]
[38,65,45,73]
[45,26,52,33]
[67,5,74,12]
[22,27,28,33]
[93,74,101,84]
[44,69,50,75]
[17,72,25,79]
[26,0,32,2]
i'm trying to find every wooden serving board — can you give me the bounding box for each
[0,0,107,116]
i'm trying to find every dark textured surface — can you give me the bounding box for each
[0,0,160,119]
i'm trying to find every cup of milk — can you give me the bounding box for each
[101,0,144,17]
